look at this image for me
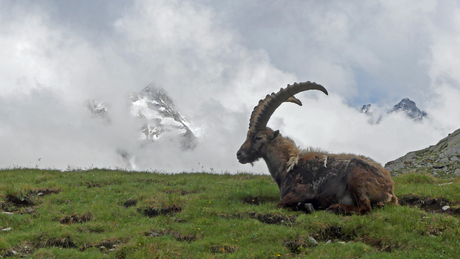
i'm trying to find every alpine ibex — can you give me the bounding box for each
[236,82,398,214]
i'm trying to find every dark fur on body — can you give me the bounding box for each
[238,128,398,214]
[237,82,398,214]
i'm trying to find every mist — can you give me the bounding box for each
[1,1,460,173]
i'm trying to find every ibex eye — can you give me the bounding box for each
[255,136,262,141]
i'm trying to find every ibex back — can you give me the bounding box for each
[236,82,398,214]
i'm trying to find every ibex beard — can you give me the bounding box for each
[236,82,398,214]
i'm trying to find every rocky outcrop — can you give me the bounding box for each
[385,128,460,176]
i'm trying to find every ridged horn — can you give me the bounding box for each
[249,95,302,129]
[252,81,328,132]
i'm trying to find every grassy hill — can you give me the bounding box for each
[0,168,459,258]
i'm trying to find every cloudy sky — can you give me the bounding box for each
[1,0,460,173]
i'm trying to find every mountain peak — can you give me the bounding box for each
[360,98,427,123]
[389,98,427,121]
[132,84,198,150]
[361,104,372,114]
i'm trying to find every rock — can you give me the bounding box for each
[149,231,160,237]
[2,227,12,231]
[1,212,14,215]
[325,240,332,244]
[405,152,417,161]
[454,169,460,176]
[337,241,347,245]
[37,192,44,196]
[307,237,319,246]
[439,157,449,164]
[450,156,458,162]
[442,206,450,211]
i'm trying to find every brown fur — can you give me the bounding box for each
[238,128,398,215]
[237,83,397,214]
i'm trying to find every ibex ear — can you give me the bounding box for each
[269,130,280,141]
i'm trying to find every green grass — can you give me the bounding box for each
[0,168,459,258]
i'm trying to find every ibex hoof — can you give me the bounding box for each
[296,202,315,213]
[326,204,345,214]
[304,203,315,214]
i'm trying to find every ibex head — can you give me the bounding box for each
[236,82,328,164]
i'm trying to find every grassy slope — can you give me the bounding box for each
[0,169,459,258]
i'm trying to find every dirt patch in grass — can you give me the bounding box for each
[2,188,61,212]
[59,212,93,224]
[218,212,297,225]
[357,236,401,252]
[79,238,121,251]
[312,226,401,252]
[77,224,106,233]
[209,245,237,254]
[314,226,355,242]
[34,234,77,248]
[241,196,278,205]
[30,188,61,196]
[122,198,138,208]
[138,204,182,218]
[249,212,297,224]
[85,181,102,188]
[145,229,197,242]
[422,225,445,237]
[5,194,34,207]
[399,194,460,215]
[1,243,34,258]
[283,238,310,254]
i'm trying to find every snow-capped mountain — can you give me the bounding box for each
[388,98,427,121]
[86,84,198,169]
[360,104,383,124]
[130,84,198,150]
[361,98,427,124]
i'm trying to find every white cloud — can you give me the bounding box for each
[1,0,460,173]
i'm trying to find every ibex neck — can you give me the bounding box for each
[261,135,299,188]
[262,153,285,187]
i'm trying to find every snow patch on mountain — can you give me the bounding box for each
[130,84,198,150]
[361,98,427,124]
[86,84,198,169]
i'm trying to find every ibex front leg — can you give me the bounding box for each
[277,192,316,213]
